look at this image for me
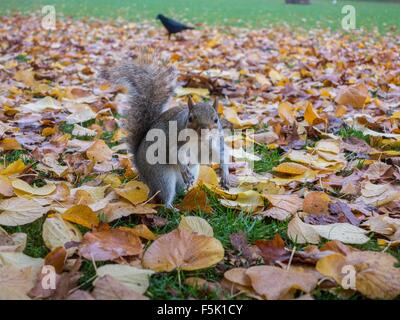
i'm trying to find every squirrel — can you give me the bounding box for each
[102,53,229,209]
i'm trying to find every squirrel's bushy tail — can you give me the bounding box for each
[102,52,177,154]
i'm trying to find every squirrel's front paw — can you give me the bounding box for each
[181,169,195,188]
[220,176,229,189]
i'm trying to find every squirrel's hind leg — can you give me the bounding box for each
[147,167,179,210]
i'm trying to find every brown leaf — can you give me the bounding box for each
[142,228,224,272]
[255,234,290,265]
[245,265,319,300]
[79,228,142,261]
[335,83,369,109]
[44,247,67,274]
[303,191,331,215]
[92,275,148,300]
[316,251,400,299]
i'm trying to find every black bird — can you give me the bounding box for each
[156,14,194,39]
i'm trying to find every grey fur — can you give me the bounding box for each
[102,54,228,208]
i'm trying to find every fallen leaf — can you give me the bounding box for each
[114,180,149,205]
[316,251,400,299]
[0,198,49,226]
[62,205,99,229]
[142,228,224,272]
[86,140,113,163]
[178,216,214,237]
[11,179,56,196]
[177,187,212,213]
[92,275,149,300]
[335,83,369,109]
[303,191,331,215]
[79,228,142,261]
[96,264,154,294]
[245,265,319,300]
[255,234,290,265]
[42,214,82,256]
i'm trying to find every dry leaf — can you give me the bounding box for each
[79,228,142,261]
[177,187,212,213]
[178,216,214,237]
[62,205,99,229]
[96,264,154,294]
[92,275,149,300]
[245,265,319,300]
[114,180,149,205]
[316,251,400,299]
[142,228,224,272]
[42,214,82,256]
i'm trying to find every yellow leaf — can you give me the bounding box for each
[273,162,309,175]
[175,87,209,97]
[223,107,258,129]
[62,205,99,229]
[197,165,219,187]
[0,138,22,151]
[14,68,36,87]
[219,190,264,213]
[179,216,214,237]
[268,69,284,83]
[278,102,296,125]
[96,264,154,294]
[114,180,149,205]
[119,225,157,241]
[0,160,26,176]
[304,103,325,126]
[41,127,56,137]
[11,179,56,196]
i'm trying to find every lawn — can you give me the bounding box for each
[1,0,399,31]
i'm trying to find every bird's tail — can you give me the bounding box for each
[101,51,177,154]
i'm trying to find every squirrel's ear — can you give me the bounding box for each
[187,96,194,110]
[212,97,219,110]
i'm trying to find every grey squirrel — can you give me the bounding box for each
[102,53,229,209]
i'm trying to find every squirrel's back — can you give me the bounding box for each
[102,53,177,155]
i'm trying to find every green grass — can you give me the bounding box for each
[254,145,282,173]
[98,190,289,299]
[1,0,399,31]
[3,216,49,258]
[338,126,369,142]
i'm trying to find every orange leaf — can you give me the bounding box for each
[177,187,212,213]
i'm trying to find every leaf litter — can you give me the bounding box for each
[0,14,399,300]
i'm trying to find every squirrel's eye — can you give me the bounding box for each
[214,118,218,123]
[188,116,193,122]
